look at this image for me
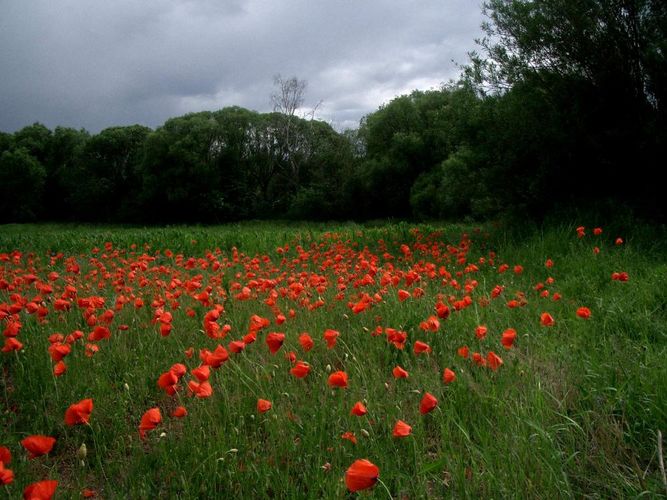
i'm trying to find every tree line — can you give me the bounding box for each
[1,0,664,224]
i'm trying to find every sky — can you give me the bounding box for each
[0,0,485,133]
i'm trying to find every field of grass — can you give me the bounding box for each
[1,221,666,498]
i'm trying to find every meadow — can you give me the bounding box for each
[1,221,666,498]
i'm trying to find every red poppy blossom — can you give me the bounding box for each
[576,307,591,319]
[487,351,503,371]
[0,462,13,485]
[257,399,272,413]
[298,333,314,352]
[345,459,379,492]
[413,340,431,354]
[341,431,357,444]
[266,332,285,354]
[419,392,438,414]
[397,289,410,302]
[392,366,409,379]
[328,371,348,388]
[351,401,368,416]
[392,420,412,438]
[501,328,517,349]
[540,312,555,327]
[442,368,456,384]
[21,435,56,459]
[65,399,93,426]
[323,329,339,349]
[139,407,162,439]
[290,361,310,379]
[23,479,58,500]
[475,325,488,339]
[172,406,188,418]
[0,446,10,465]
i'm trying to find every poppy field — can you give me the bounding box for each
[1,222,666,498]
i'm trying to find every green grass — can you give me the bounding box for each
[1,221,666,498]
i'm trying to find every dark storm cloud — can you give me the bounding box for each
[0,0,484,133]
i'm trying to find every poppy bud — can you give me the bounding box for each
[77,443,87,460]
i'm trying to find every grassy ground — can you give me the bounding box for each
[1,221,666,498]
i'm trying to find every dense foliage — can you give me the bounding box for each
[1,0,664,223]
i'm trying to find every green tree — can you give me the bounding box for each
[0,148,47,222]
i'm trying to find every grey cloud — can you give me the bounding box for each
[0,0,484,133]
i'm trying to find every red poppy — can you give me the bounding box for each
[257,399,272,413]
[23,479,58,500]
[0,462,13,485]
[457,346,469,358]
[593,227,603,235]
[82,488,97,498]
[266,332,285,354]
[139,407,162,439]
[65,398,93,426]
[188,380,213,398]
[298,333,314,352]
[21,435,56,459]
[419,316,440,332]
[413,340,431,354]
[397,289,410,302]
[615,237,623,245]
[328,371,348,388]
[345,459,379,492]
[442,368,456,384]
[392,420,412,438]
[351,401,367,416]
[540,312,555,327]
[0,446,10,465]
[53,361,67,377]
[501,328,517,349]
[419,392,438,414]
[323,329,339,349]
[576,307,591,319]
[2,337,22,352]
[290,361,310,379]
[192,365,211,382]
[341,431,357,444]
[487,351,503,371]
[48,343,70,362]
[475,325,488,339]
[228,340,245,353]
[392,366,409,379]
[172,406,188,418]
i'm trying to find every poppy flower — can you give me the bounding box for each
[53,361,67,377]
[487,351,503,371]
[228,340,245,353]
[419,392,438,414]
[266,332,285,354]
[23,479,58,500]
[0,462,13,485]
[2,337,23,352]
[392,366,409,379]
[457,346,469,358]
[290,361,310,379]
[351,401,367,416]
[540,312,555,327]
[475,325,488,339]
[413,340,431,354]
[323,329,339,349]
[82,488,97,498]
[472,352,486,367]
[257,399,272,413]
[576,307,591,319]
[397,289,410,302]
[0,446,10,465]
[298,333,314,352]
[419,316,440,332]
[615,237,623,245]
[88,325,110,342]
[65,398,93,426]
[328,371,348,388]
[442,368,456,384]
[48,343,70,362]
[593,227,603,235]
[21,435,56,459]
[341,432,357,444]
[139,407,161,439]
[157,371,179,395]
[501,328,517,349]
[392,420,412,438]
[188,380,213,399]
[345,459,379,492]
[191,365,211,382]
[172,406,188,418]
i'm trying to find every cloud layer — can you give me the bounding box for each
[0,0,484,132]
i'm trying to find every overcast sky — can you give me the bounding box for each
[0,0,485,133]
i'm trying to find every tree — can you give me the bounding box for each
[0,148,46,222]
